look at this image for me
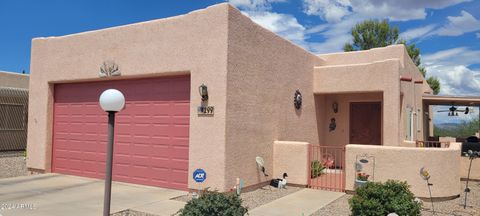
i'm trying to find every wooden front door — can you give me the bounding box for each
[350,102,382,145]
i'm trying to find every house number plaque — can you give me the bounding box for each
[198,106,214,115]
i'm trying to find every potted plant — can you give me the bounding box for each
[355,172,370,187]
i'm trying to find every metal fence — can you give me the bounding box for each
[308,145,345,192]
[0,87,28,151]
[416,141,450,148]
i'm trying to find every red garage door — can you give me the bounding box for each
[52,75,190,190]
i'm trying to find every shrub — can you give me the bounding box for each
[349,180,421,216]
[311,160,325,178]
[177,190,248,216]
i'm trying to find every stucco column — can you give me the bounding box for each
[383,86,401,146]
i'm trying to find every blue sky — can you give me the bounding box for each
[0,0,479,123]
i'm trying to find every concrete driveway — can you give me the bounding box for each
[0,173,187,216]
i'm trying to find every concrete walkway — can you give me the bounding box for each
[249,188,344,216]
[0,174,187,216]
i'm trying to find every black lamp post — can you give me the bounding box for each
[99,89,125,216]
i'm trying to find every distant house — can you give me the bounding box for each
[0,71,29,151]
[26,3,479,199]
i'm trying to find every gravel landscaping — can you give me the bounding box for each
[173,185,303,210]
[0,151,28,179]
[112,185,303,216]
[314,181,480,216]
[421,181,480,216]
[111,209,157,216]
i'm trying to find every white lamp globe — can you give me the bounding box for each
[99,89,125,112]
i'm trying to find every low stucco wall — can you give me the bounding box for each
[273,141,309,185]
[0,71,29,89]
[346,143,461,198]
[461,156,480,180]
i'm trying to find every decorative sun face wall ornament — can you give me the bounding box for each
[294,89,302,109]
[329,118,336,132]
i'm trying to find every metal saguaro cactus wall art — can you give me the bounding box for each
[99,61,121,78]
[420,167,435,214]
[463,150,480,209]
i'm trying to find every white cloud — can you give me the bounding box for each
[399,11,480,42]
[434,10,480,36]
[426,65,480,96]
[303,0,351,23]
[399,24,437,41]
[229,0,476,56]
[423,47,480,67]
[304,24,329,34]
[308,15,362,53]
[228,0,286,11]
[228,0,309,48]
[300,0,470,54]
[310,34,352,53]
[303,0,470,22]
[242,11,307,46]
[423,47,480,96]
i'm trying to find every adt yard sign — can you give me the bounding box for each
[193,169,207,183]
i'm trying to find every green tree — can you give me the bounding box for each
[344,19,440,94]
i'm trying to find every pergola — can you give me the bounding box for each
[423,94,480,140]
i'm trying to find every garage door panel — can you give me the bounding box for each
[174,115,190,123]
[172,125,189,137]
[172,147,189,159]
[173,137,189,146]
[53,75,190,190]
[115,142,132,155]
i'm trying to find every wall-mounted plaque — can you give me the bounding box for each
[198,106,214,116]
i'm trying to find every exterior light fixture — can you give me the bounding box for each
[332,102,339,113]
[99,89,125,216]
[199,84,208,102]
[294,90,302,109]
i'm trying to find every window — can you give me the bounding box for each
[405,107,413,141]
[0,103,25,130]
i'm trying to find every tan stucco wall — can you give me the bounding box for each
[316,92,383,146]
[318,45,405,66]
[460,157,480,180]
[315,45,429,146]
[398,47,429,144]
[346,143,461,198]
[28,4,230,190]
[224,7,321,190]
[273,141,309,185]
[314,60,400,146]
[0,71,29,89]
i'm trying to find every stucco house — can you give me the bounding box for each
[0,71,29,151]
[26,3,477,197]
